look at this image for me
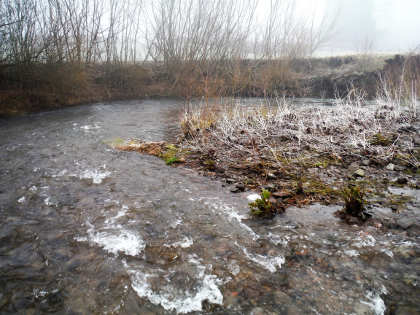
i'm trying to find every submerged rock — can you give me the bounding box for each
[396,177,408,185]
[353,169,365,178]
[395,217,415,230]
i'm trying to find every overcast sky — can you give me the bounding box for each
[313,0,420,54]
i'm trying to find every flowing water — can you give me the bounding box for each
[0,100,419,314]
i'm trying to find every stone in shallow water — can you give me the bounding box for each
[353,169,365,178]
[396,217,415,230]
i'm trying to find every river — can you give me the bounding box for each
[0,99,418,314]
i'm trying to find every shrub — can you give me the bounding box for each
[341,183,367,218]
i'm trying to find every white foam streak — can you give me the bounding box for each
[241,246,284,273]
[124,257,223,314]
[76,205,144,257]
[87,228,144,256]
[170,237,194,248]
[361,291,386,315]
[353,233,376,248]
[79,169,111,184]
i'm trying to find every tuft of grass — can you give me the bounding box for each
[370,133,393,146]
[249,189,274,218]
[164,156,180,165]
[161,144,182,165]
[341,183,367,217]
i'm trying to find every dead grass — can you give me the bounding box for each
[180,94,418,167]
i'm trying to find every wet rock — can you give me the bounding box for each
[263,184,276,192]
[272,191,293,199]
[144,245,180,265]
[394,306,420,315]
[353,169,365,178]
[403,273,418,287]
[362,159,371,166]
[394,246,415,258]
[395,165,405,171]
[273,291,292,304]
[230,183,245,193]
[267,172,277,179]
[353,301,376,314]
[38,289,65,313]
[396,217,415,230]
[225,178,235,184]
[386,163,395,171]
[349,162,359,170]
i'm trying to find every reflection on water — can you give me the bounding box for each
[0,99,418,314]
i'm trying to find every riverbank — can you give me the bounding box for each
[114,97,420,230]
[1,54,419,117]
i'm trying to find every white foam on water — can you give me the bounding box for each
[380,249,394,258]
[344,250,360,257]
[361,290,386,315]
[247,193,261,202]
[44,197,55,206]
[170,219,183,228]
[353,233,376,248]
[80,124,100,131]
[76,204,144,257]
[124,257,223,314]
[398,241,415,247]
[17,196,26,204]
[240,245,285,273]
[267,232,289,247]
[216,203,259,241]
[105,205,128,224]
[74,236,88,242]
[51,169,68,178]
[87,228,144,256]
[168,237,194,249]
[29,186,38,192]
[79,169,111,184]
[129,272,223,314]
[228,261,240,276]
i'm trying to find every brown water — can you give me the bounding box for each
[0,100,419,314]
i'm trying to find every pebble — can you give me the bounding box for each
[386,163,395,171]
[353,169,365,178]
[362,159,370,166]
[230,183,245,193]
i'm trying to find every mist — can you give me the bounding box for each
[320,0,420,54]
